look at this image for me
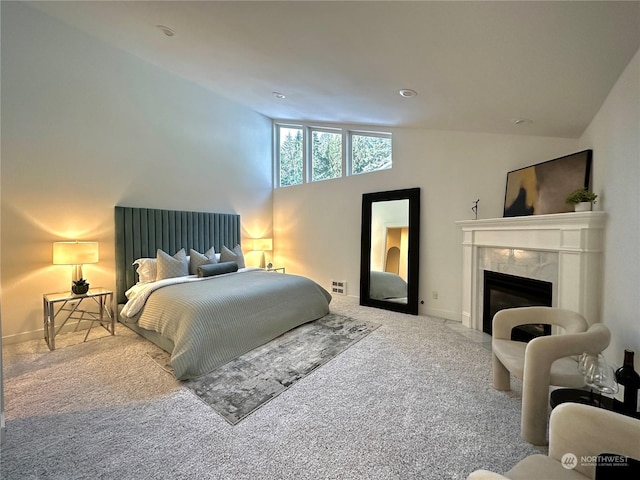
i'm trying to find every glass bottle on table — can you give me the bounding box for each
[615,349,640,414]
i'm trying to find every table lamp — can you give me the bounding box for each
[53,241,99,286]
[249,238,273,269]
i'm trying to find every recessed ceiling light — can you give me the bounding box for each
[399,89,418,98]
[156,25,175,37]
[272,92,286,99]
[512,118,533,126]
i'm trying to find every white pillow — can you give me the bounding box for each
[156,248,188,280]
[189,247,218,275]
[133,258,157,284]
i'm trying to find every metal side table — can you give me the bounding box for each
[43,288,114,350]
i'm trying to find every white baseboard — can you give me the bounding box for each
[2,322,95,346]
[339,293,461,322]
[2,329,43,345]
[422,306,461,322]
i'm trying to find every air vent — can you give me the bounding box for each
[331,280,347,296]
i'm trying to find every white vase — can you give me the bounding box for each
[574,202,592,212]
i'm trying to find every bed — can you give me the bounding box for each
[115,206,331,379]
[369,270,408,303]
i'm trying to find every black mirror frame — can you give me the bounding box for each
[360,187,420,315]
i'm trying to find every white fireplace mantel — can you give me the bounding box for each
[456,212,606,331]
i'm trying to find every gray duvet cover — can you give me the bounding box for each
[135,270,331,379]
[369,270,408,301]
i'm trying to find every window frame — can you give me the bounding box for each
[349,130,393,176]
[275,123,305,188]
[274,122,392,188]
[309,126,343,183]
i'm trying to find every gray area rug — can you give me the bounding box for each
[148,313,380,424]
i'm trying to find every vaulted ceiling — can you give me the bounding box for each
[31,1,640,138]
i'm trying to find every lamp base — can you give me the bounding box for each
[72,264,84,282]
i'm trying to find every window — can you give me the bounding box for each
[311,129,342,182]
[351,133,392,175]
[278,126,303,187]
[275,123,391,187]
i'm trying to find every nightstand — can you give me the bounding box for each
[43,287,114,350]
[267,267,286,273]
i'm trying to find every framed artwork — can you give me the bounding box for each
[503,150,592,217]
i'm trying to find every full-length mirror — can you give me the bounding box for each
[360,188,420,314]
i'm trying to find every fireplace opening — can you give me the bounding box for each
[483,270,552,342]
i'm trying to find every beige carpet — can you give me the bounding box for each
[1,296,544,480]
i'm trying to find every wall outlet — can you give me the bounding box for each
[432,290,438,300]
[331,279,347,296]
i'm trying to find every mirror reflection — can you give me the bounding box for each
[360,188,420,315]
[370,199,409,304]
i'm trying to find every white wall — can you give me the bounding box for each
[273,127,577,320]
[1,3,273,341]
[579,48,640,370]
[0,1,4,446]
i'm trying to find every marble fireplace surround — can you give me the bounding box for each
[456,212,606,331]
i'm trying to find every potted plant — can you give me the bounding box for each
[565,188,598,212]
[72,278,90,295]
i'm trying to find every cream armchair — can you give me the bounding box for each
[468,402,640,479]
[492,307,610,445]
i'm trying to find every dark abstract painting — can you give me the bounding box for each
[504,150,592,217]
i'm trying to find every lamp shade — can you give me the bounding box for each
[249,238,273,252]
[53,241,99,265]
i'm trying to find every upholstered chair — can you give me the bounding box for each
[467,402,640,480]
[492,307,611,445]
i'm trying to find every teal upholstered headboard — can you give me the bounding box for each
[114,206,241,305]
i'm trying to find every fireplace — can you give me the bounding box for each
[483,270,552,342]
[456,212,606,331]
